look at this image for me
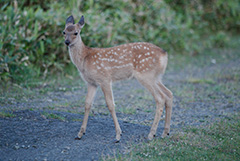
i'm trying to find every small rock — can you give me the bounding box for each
[211,59,216,64]
[14,145,20,150]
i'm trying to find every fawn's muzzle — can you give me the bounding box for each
[65,40,70,46]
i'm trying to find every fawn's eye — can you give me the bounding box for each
[74,32,78,35]
[62,31,65,35]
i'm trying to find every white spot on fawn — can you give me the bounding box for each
[145,52,150,56]
[138,55,142,58]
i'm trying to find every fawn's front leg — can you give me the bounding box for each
[76,84,97,140]
[101,82,122,142]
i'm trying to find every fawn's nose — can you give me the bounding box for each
[65,40,70,46]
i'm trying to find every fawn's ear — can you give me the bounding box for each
[66,15,75,26]
[78,15,85,29]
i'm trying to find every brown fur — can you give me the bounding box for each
[63,16,173,141]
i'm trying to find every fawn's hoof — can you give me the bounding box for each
[148,133,156,140]
[116,134,121,142]
[75,136,81,140]
[161,132,170,138]
[76,132,85,140]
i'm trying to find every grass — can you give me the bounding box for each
[117,107,137,115]
[41,112,65,121]
[0,111,16,118]
[186,78,215,84]
[72,118,83,122]
[104,113,240,161]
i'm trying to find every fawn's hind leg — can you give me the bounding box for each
[157,82,173,137]
[136,76,165,140]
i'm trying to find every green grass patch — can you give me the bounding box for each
[72,118,83,122]
[186,78,215,84]
[41,112,65,121]
[0,111,16,118]
[104,113,240,160]
[118,107,137,115]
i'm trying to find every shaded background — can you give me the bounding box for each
[0,0,239,82]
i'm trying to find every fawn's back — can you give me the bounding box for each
[83,42,168,84]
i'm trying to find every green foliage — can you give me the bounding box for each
[0,0,238,82]
[0,3,68,82]
[164,0,240,32]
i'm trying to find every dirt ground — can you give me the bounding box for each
[0,48,239,160]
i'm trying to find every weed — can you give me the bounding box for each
[0,111,16,118]
[72,118,83,122]
[186,78,215,84]
[118,107,136,115]
[41,112,65,121]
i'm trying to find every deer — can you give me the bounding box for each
[63,15,173,142]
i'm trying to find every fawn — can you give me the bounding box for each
[63,15,173,142]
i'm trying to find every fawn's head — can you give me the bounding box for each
[63,15,85,46]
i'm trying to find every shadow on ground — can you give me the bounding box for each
[1,110,151,160]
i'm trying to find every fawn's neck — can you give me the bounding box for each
[68,36,88,67]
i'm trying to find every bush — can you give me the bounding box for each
[164,0,240,32]
[0,2,68,82]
